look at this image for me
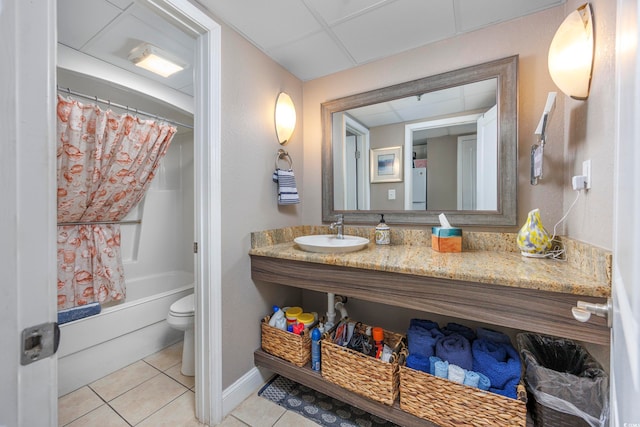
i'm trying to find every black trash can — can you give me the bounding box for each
[516,333,609,427]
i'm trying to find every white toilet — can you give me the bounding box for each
[167,293,195,376]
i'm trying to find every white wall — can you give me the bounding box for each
[122,131,195,281]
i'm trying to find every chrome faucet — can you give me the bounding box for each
[329,214,344,239]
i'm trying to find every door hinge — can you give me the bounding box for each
[355,150,360,159]
[21,322,60,366]
[193,242,198,253]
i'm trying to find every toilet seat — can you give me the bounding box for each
[169,294,194,317]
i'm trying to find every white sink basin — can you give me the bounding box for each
[294,234,369,254]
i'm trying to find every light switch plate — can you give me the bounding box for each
[388,189,396,200]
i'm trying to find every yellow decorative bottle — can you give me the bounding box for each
[517,208,552,257]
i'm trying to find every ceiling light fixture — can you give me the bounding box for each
[548,3,594,100]
[128,43,185,78]
[275,92,296,145]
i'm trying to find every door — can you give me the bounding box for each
[1,1,222,425]
[345,135,360,209]
[457,135,477,210]
[611,0,640,424]
[0,1,58,426]
[476,105,498,210]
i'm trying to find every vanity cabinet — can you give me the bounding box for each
[250,229,611,426]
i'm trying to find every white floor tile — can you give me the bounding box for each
[230,393,287,427]
[58,387,103,426]
[109,374,188,425]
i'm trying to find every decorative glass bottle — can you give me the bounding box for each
[517,208,552,257]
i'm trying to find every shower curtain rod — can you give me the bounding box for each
[57,86,194,130]
[57,219,142,227]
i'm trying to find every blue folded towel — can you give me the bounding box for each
[476,327,512,345]
[472,338,521,399]
[448,364,466,384]
[406,354,430,373]
[435,333,473,371]
[442,322,476,342]
[434,360,449,378]
[407,321,443,358]
[409,318,440,331]
[429,356,441,375]
[272,169,300,205]
[477,372,491,390]
[464,370,480,387]
[58,302,101,325]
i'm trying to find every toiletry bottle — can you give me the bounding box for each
[311,326,322,371]
[268,305,287,330]
[375,214,390,245]
[372,327,385,359]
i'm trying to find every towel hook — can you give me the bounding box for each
[275,148,293,170]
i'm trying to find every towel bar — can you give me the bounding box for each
[275,148,293,169]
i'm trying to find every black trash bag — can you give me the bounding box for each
[516,333,609,427]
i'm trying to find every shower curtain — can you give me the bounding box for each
[56,95,176,310]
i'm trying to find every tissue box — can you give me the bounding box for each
[431,227,462,253]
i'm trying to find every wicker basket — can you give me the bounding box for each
[321,323,405,405]
[400,361,528,427]
[261,315,311,367]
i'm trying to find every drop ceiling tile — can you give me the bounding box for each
[82,11,194,92]
[332,0,456,64]
[106,0,133,10]
[58,0,122,49]
[267,31,355,81]
[197,0,322,50]
[305,0,390,25]
[455,0,564,32]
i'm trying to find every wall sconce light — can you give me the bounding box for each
[128,43,185,78]
[548,3,594,100]
[275,92,296,145]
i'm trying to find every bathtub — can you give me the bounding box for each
[57,271,194,396]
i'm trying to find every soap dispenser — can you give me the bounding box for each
[375,214,390,245]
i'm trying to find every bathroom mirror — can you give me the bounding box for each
[322,55,518,226]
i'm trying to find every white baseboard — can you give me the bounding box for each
[221,366,273,417]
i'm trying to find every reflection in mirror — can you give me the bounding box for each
[322,56,517,226]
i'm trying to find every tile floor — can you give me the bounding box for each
[58,342,316,427]
[60,343,532,426]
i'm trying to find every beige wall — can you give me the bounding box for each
[218,23,304,388]
[561,0,616,249]
[426,135,458,210]
[220,0,615,388]
[369,123,405,210]
[302,2,615,251]
[300,2,614,367]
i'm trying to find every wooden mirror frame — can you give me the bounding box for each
[321,55,518,226]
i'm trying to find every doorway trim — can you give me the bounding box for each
[140,1,223,424]
[403,114,481,210]
[60,0,222,423]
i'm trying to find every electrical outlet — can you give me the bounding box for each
[388,189,396,200]
[582,159,591,189]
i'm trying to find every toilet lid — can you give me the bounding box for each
[170,293,194,316]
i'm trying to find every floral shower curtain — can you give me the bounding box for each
[56,95,176,310]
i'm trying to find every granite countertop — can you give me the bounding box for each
[249,226,612,298]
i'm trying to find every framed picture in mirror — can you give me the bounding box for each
[371,146,403,183]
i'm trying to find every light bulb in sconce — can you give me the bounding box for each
[548,3,594,100]
[275,92,296,145]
